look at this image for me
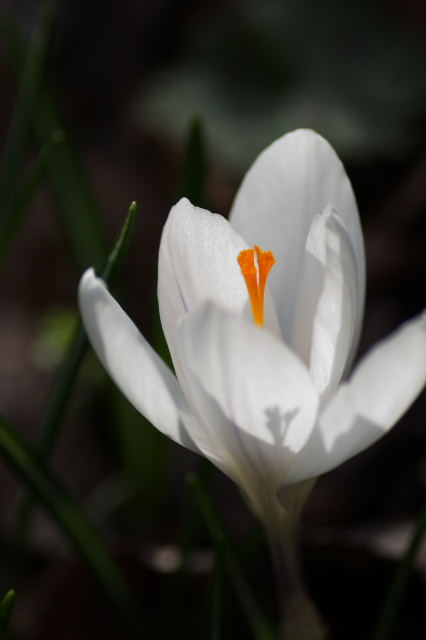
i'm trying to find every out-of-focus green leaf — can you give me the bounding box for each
[107,385,170,522]
[202,537,225,640]
[37,201,136,456]
[0,590,15,634]
[0,415,145,639]
[135,0,426,173]
[187,472,277,640]
[0,129,64,266]
[30,305,76,372]
[7,204,136,587]
[0,8,106,272]
[0,1,54,208]
[174,115,208,208]
[158,463,211,638]
[373,499,426,640]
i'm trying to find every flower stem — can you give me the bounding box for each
[268,526,328,640]
[261,479,328,640]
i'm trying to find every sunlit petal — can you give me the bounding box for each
[284,312,426,485]
[79,268,201,453]
[230,129,365,359]
[178,300,319,508]
[292,204,358,401]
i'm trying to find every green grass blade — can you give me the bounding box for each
[0,590,15,634]
[6,204,136,587]
[0,9,106,272]
[0,1,55,208]
[0,416,145,639]
[187,472,277,640]
[35,113,107,271]
[100,202,136,284]
[202,537,225,640]
[372,499,426,640]
[0,129,65,266]
[174,115,208,208]
[40,201,136,456]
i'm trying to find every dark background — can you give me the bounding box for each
[0,0,425,638]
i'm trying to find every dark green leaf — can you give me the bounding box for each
[0,8,106,272]
[0,129,64,266]
[372,499,426,640]
[38,200,137,457]
[187,472,277,640]
[0,1,55,207]
[174,115,208,209]
[0,415,145,639]
[0,590,15,634]
[6,204,137,588]
[202,537,225,640]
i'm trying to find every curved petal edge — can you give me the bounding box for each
[78,268,200,454]
[284,311,426,485]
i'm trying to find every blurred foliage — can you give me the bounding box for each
[8,204,137,560]
[174,115,208,209]
[373,498,426,640]
[0,413,145,639]
[0,590,15,635]
[0,3,107,273]
[0,129,64,267]
[0,2,61,266]
[30,306,77,371]
[187,472,277,640]
[134,0,425,174]
[0,1,54,207]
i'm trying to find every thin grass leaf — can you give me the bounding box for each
[158,464,210,638]
[0,415,145,639]
[0,1,55,208]
[0,9,106,272]
[40,201,136,456]
[372,499,426,640]
[107,385,170,522]
[0,129,65,265]
[6,204,136,585]
[174,115,208,208]
[101,202,136,284]
[202,536,225,640]
[187,472,277,640]
[0,590,15,634]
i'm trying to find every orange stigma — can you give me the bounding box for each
[237,245,276,327]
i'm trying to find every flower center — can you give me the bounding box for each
[237,245,276,327]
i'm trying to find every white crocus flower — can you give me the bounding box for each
[79,129,426,634]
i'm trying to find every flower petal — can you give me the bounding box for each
[78,268,202,454]
[177,300,319,506]
[158,197,249,323]
[229,129,365,353]
[292,205,358,401]
[158,198,281,404]
[284,311,426,485]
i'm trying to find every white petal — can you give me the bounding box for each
[158,197,281,409]
[284,312,426,485]
[177,300,319,504]
[292,205,358,401]
[229,129,365,354]
[158,198,249,326]
[78,268,201,454]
